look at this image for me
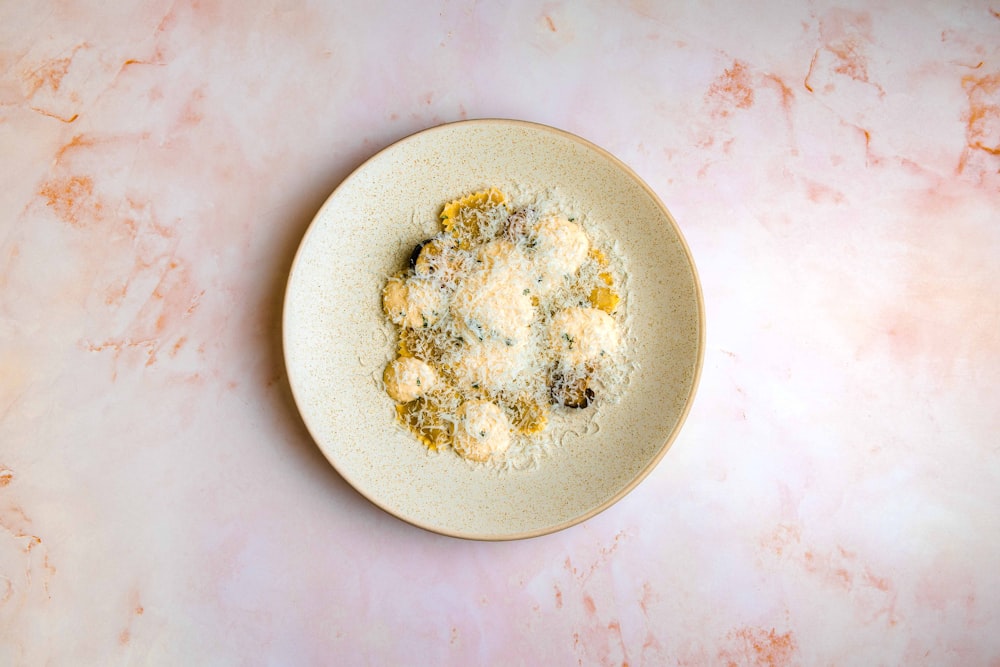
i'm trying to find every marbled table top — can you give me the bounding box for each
[2,1,998,664]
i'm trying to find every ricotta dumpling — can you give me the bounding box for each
[450,256,534,345]
[530,214,590,296]
[382,276,446,329]
[383,357,439,402]
[452,399,512,462]
[381,277,408,325]
[549,307,621,367]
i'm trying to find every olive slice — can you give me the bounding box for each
[411,236,458,276]
[409,239,432,270]
[549,374,594,408]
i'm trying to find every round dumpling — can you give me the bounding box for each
[382,277,408,324]
[383,357,438,402]
[531,214,590,294]
[452,399,511,462]
[549,307,621,367]
[382,277,445,329]
[450,262,533,344]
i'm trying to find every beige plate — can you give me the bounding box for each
[283,119,704,540]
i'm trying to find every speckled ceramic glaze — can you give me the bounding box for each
[283,119,704,539]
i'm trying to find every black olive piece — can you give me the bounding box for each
[562,387,594,409]
[409,239,433,270]
[550,374,594,408]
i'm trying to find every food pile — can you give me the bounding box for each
[381,189,626,464]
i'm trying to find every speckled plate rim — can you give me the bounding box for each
[282,118,705,541]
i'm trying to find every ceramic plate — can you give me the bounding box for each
[283,119,704,540]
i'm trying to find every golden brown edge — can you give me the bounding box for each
[282,118,707,542]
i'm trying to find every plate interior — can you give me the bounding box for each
[283,120,704,539]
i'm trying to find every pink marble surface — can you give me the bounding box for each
[2,1,999,664]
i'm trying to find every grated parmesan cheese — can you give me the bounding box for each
[383,357,439,403]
